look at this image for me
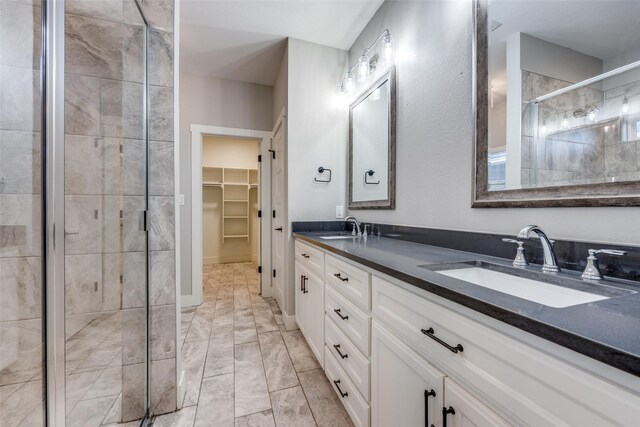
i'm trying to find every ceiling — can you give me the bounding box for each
[180,0,385,86]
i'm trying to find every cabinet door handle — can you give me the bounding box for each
[303,276,308,294]
[333,308,348,320]
[421,327,464,353]
[333,344,348,359]
[333,273,348,282]
[300,275,304,292]
[442,406,455,427]
[424,389,436,427]
[333,379,348,398]
[301,253,310,259]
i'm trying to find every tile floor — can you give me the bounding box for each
[152,262,354,427]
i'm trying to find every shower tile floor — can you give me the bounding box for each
[152,262,354,427]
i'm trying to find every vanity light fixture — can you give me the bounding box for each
[587,105,599,122]
[383,34,394,64]
[621,96,630,115]
[339,29,393,94]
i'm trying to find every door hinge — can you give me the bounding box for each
[272,210,276,218]
[258,210,262,218]
[258,266,262,274]
[273,269,276,278]
[268,149,275,159]
[258,154,262,162]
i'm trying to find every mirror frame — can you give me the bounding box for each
[472,0,640,208]
[348,66,397,210]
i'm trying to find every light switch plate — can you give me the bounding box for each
[335,205,344,219]
[179,194,185,206]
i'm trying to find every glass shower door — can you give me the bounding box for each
[0,0,47,425]
[63,1,149,425]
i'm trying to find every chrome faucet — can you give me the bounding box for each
[517,225,560,273]
[345,216,361,237]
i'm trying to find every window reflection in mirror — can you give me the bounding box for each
[487,0,640,191]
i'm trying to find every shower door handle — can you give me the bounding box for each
[139,210,148,232]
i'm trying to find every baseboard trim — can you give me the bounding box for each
[181,293,202,308]
[282,312,298,331]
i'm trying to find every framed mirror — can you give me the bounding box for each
[473,0,640,207]
[349,66,396,209]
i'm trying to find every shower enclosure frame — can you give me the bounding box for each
[43,1,152,426]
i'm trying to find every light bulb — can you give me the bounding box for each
[621,97,630,115]
[588,106,599,122]
[345,72,355,95]
[561,117,570,130]
[357,54,370,81]
[383,34,394,64]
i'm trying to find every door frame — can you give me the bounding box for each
[189,124,272,307]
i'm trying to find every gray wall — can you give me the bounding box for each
[346,0,640,245]
[179,73,273,296]
[284,38,348,316]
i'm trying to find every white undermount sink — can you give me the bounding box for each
[438,267,610,308]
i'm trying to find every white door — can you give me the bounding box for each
[371,320,445,427]
[443,378,512,427]
[270,116,286,309]
[294,261,307,334]
[305,272,325,367]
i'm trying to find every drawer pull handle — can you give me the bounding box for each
[333,344,348,359]
[424,389,436,427]
[333,379,348,398]
[333,308,348,320]
[442,406,455,427]
[333,273,348,282]
[421,327,464,354]
[301,253,310,259]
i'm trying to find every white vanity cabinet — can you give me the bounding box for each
[293,237,640,427]
[294,243,325,367]
[371,320,445,427]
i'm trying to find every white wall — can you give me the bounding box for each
[345,0,640,245]
[284,38,349,316]
[179,73,273,295]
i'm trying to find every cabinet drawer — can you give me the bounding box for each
[325,346,370,427]
[326,286,370,356]
[325,317,370,401]
[372,275,640,426]
[325,254,371,311]
[295,240,324,278]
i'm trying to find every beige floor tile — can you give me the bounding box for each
[234,409,276,427]
[258,331,299,392]
[298,369,353,427]
[270,386,316,427]
[195,374,234,427]
[234,342,271,417]
[281,330,321,373]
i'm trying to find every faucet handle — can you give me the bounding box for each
[501,238,528,268]
[581,249,627,281]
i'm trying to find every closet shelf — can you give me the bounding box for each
[223,234,249,239]
[224,216,248,219]
[203,182,223,187]
[224,199,249,203]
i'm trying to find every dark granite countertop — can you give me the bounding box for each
[294,231,640,377]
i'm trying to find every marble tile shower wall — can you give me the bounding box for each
[63,0,176,421]
[521,70,640,187]
[0,0,46,424]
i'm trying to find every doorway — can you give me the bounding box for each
[189,125,272,308]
